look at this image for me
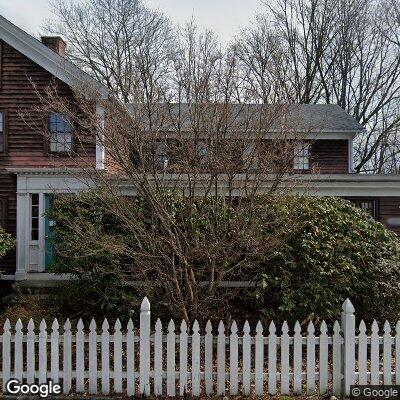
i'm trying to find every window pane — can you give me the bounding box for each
[155,141,168,167]
[352,200,376,219]
[31,229,39,241]
[294,142,310,170]
[32,206,39,218]
[32,193,39,206]
[49,113,72,153]
[31,194,39,240]
[32,218,39,229]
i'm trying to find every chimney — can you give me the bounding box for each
[41,36,67,56]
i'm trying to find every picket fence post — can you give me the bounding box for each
[140,297,151,396]
[126,319,135,397]
[192,320,201,396]
[341,298,355,396]
[2,319,11,393]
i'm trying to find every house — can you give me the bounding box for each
[0,15,399,283]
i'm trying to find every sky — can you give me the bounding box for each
[0,0,264,44]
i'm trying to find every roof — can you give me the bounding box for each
[126,103,365,134]
[275,104,365,132]
[0,15,109,98]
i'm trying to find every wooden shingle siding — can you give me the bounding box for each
[0,41,96,274]
[346,196,400,236]
[379,197,400,235]
[0,41,95,167]
[312,140,349,174]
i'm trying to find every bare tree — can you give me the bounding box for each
[235,0,400,173]
[233,16,290,103]
[267,0,338,104]
[379,0,400,47]
[45,0,175,103]
[327,0,400,172]
[30,21,314,321]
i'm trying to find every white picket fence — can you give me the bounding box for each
[0,298,399,396]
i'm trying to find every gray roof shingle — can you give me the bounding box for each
[126,103,365,133]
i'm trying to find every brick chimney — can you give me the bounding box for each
[41,36,67,56]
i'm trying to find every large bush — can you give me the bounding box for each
[0,227,15,260]
[46,192,140,322]
[47,192,400,324]
[252,196,400,324]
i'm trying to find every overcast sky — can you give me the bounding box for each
[0,0,264,44]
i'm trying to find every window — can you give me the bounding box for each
[0,111,6,154]
[31,193,39,241]
[49,112,72,153]
[196,141,208,165]
[293,142,310,170]
[155,141,169,169]
[0,198,6,228]
[351,199,377,220]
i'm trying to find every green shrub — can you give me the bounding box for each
[46,191,140,322]
[0,227,15,260]
[252,196,400,324]
[46,192,400,324]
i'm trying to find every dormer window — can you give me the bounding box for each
[293,142,310,170]
[49,112,72,153]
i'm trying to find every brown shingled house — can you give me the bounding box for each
[0,15,399,283]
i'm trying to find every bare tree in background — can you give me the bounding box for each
[234,0,400,173]
[380,0,400,47]
[46,0,400,173]
[232,16,290,103]
[45,0,175,103]
[267,0,338,104]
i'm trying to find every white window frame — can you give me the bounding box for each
[293,142,310,171]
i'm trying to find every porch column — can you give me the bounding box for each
[15,192,28,280]
[38,192,46,272]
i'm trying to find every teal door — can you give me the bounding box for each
[44,194,55,269]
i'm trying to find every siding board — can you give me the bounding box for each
[0,40,96,274]
[312,140,349,174]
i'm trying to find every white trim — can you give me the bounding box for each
[10,169,400,279]
[9,168,400,197]
[38,193,45,272]
[96,103,106,170]
[0,15,108,98]
[348,138,354,173]
[15,192,28,280]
